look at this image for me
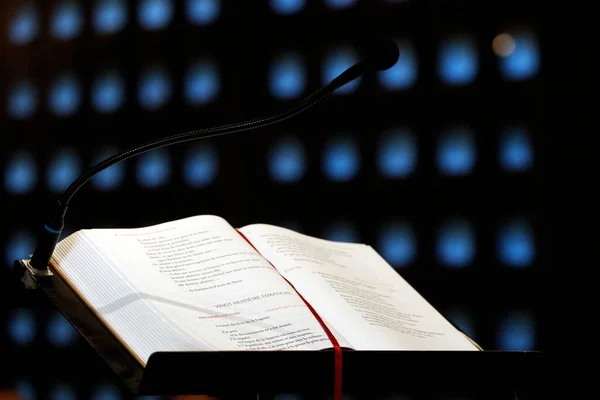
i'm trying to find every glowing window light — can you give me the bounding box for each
[497,311,535,350]
[4,151,37,195]
[7,80,38,119]
[183,144,219,188]
[90,384,122,400]
[8,308,37,345]
[49,74,81,116]
[184,60,220,106]
[436,219,475,268]
[377,221,416,268]
[138,0,173,31]
[377,40,418,90]
[436,128,476,175]
[186,0,220,25]
[93,0,128,35]
[138,67,172,110]
[438,35,478,86]
[498,30,540,81]
[323,221,358,243]
[322,47,361,94]
[51,1,84,40]
[136,149,170,188]
[377,128,417,178]
[91,148,125,191]
[322,136,360,182]
[270,0,305,15]
[15,379,36,400]
[92,71,125,113]
[5,231,35,268]
[497,220,535,268]
[8,4,39,44]
[49,384,77,400]
[47,149,81,193]
[268,136,306,183]
[325,0,357,9]
[47,311,78,347]
[445,309,475,339]
[499,127,534,172]
[269,53,306,100]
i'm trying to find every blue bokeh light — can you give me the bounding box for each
[4,152,37,195]
[438,36,478,85]
[499,30,540,81]
[268,136,306,183]
[15,379,36,400]
[47,149,81,193]
[90,384,122,400]
[51,1,83,40]
[50,384,77,400]
[377,221,416,268]
[322,47,361,94]
[497,311,535,350]
[499,127,533,172]
[139,67,172,110]
[138,0,173,30]
[92,71,125,113]
[9,4,39,44]
[93,0,128,35]
[325,0,357,9]
[49,74,82,116]
[323,222,359,243]
[446,309,475,339]
[183,144,219,188]
[8,308,37,345]
[269,53,306,99]
[7,80,38,119]
[436,128,476,175]
[5,231,35,268]
[377,40,418,90]
[322,136,360,182]
[186,0,220,25]
[136,150,170,188]
[270,0,306,15]
[436,219,475,268]
[47,311,78,347]
[377,128,417,178]
[498,220,535,267]
[184,61,220,105]
[91,148,125,191]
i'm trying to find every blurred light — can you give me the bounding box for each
[322,47,361,94]
[497,220,535,267]
[438,35,478,85]
[184,60,220,105]
[51,1,84,40]
[47,311,78,347]
[49,384,77,400]
[499,127,533,172]
[138,67,172,110]
[4,152,37,194]
[497,311,535,350]
[377,128,417,178]
[273,395,304,400]
[377,40,418,90]
[8,309,37,345]
[183,144,219,188]
[49,74,81,116]
[436,128,476,175]
[15,379,36,400]
[322,136,360,181]
[7,80,38,119]
[269,53,306,99]
[93,0,128,35]
[136,150,170,188]
[91,148,125,191]
[436,219,475,268]
[270,0,306,15]
[5,231,35,268]
[268,136,306,183]
[186,0,220,25]
[445,309,475,339]
[499,30,540,81]
[323,222,359,243]
[9,4,39,44]
[47,149,81,193]
[377,221,416,268]
[90,384,122,400]
[92,71,125,113]
[325,0,357,9]
[492,33,515,57]
[138,0,173,30]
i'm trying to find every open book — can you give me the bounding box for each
[51,215,480,366]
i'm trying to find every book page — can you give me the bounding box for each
[239,224,478,351]
[53,216,335,364]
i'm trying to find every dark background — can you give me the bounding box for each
[0,0,555,399]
